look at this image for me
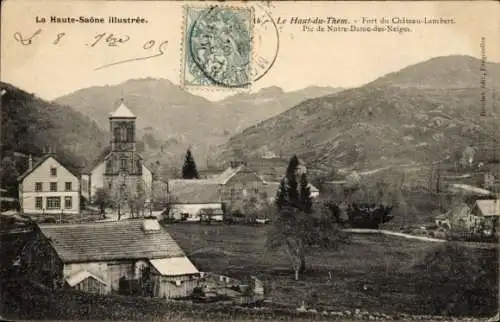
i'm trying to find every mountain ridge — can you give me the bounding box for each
[218,55,500,176]
[54,79,344,173]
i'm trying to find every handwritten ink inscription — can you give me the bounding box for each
[13,29,167,70]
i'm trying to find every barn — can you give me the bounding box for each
[20,219,200,298]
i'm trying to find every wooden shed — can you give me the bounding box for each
[21,219,201,299]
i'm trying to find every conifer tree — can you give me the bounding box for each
[275,178,288,211]
[286,155,300,205]
[299,173,313,213]
[286,155,299,178]
[181,149,199,179]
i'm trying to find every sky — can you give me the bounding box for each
[1,0,499,101]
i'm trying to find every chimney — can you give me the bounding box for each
[28,154,33,170]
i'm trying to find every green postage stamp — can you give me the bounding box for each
[182,5,253,89]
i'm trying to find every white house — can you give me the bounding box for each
[18,154,80,215]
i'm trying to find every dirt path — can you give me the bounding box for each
[343,228,498,249]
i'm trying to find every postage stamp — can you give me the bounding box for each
[182,5,253,89]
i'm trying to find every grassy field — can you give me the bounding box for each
[1,223,497,320]
[164,223,498,317]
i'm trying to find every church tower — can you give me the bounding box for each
[104,100,144,210]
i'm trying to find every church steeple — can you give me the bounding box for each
[107,99,138,175]
[110,99,136,119]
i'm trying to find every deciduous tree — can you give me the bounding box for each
[268,155,344,281]
[93,187,112,218]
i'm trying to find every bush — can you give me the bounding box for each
[346,203,394,229]
[446,230,498,243]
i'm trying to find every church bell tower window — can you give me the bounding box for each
[120,157,128,171]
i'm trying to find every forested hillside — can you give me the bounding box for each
[1,82,106,194]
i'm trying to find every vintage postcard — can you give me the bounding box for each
[1,0,499,321]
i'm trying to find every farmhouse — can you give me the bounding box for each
[166,179,223,221]
[167,160,320,219]
[17,153,80,215]
[471,199,500,234]
[21,219,200,298]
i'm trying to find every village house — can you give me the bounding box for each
[217,161,269,206]
[81,101,153,210]
[470,199,500,234]
[166,179,223,221]
[20,219,200,298]
[166,160,320,219]
[435,198,500,235]
[17,153,80,215]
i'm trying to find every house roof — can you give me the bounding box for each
[447,203,472,220]
[38,219,185,263]
[475,199,500,217]
[110,102,136,118]
[17,154,79,182]
[215,165,244,184]
[66,270,108,287]
[167,179,221,204]
[149,257,199,276]
[81,147,111,174]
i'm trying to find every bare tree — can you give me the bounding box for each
[93,187,113,219]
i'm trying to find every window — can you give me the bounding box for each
[64,196,72,209]
[50,167,57,177]
[35,182,43,192]
[121,126,128,142]
[50,182,57,192]
[46,197,61,209]
[120,158,127,171]
[114,126,121,142]
[65,182,72,192]
[105,160,112,173]
[35,197,43,209]
[126,125,134,142]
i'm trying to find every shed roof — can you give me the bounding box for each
[149,257,199,276]
[475,199,500,217]
[38,219,185,263]
[66,270,108,287]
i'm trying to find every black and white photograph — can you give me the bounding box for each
[1,1,499,321]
